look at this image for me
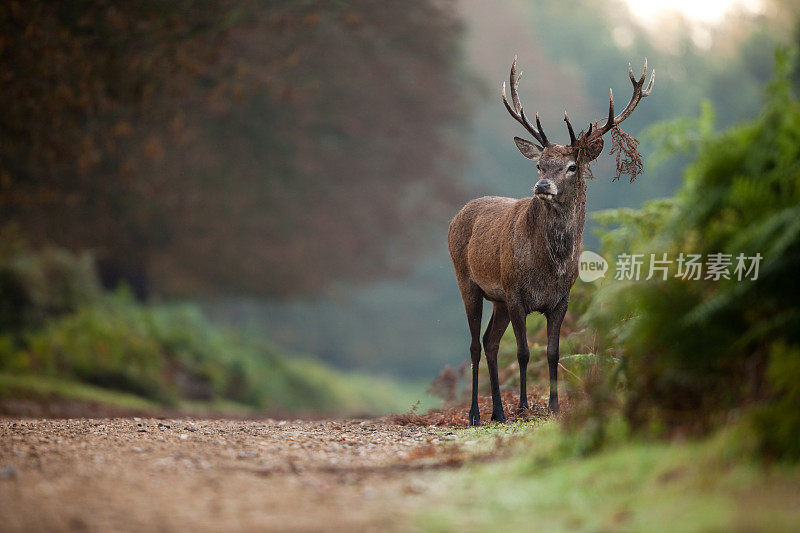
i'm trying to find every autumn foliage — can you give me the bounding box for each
[0,1,470,298]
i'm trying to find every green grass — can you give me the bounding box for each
[421,422,800,532]
[275,356,438,415]
[0,370,437,417]
[0,283,438,416]
[0,372,160,411]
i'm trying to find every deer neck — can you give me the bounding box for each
[531,180,586,276]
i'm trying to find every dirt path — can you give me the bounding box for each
[0,417,469,532]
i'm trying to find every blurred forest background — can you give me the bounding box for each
[2,0,800,421]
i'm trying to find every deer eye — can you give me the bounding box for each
[568,164,577,172]
[536,164,540,170]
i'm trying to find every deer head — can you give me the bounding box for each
[502,57,654,204]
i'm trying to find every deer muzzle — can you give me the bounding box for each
[534,180,557,201]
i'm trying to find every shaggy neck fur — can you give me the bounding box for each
[530,173,586,276]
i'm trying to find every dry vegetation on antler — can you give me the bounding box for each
[610,126,644,182]
[576,125,644,182]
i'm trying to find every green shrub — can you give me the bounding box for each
[750,343,800,459]
[0,229,428,415]
[0,226,101,333]
[582,48,800,457]
[24,298,172,403]
[15,292,282,406]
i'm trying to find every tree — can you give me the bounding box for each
[0,0,470,298]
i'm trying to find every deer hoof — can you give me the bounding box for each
[491,410,507,423]
[548,400,559,414]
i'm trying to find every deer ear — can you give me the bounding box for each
[514,137,543,161]
[580,137,604,163]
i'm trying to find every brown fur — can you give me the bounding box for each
[449,146,586,315]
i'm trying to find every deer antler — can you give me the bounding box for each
[502,56,551,147]
[580,59,655,145]
[503,57,654,148]
[564,111,577,145]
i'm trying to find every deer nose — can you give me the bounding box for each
[534,182,549,194]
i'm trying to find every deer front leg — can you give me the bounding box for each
[507,299,530,412]
[546,297,569,414]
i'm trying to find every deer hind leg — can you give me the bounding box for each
[507,299,531,412]
[483,302,510,422]
[460,284,484,426]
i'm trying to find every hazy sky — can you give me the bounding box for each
[624,0,763,23]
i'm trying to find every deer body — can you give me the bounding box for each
[449,57,653,425]
[451,190,584,313]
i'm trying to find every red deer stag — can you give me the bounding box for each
[448,57,654,425]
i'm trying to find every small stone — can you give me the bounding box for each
[237,451,258,459]
[0,466,17,480]
[404,481,427,494]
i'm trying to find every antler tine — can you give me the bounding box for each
[564,111,577,146]
[583,59,655,142]
[603,88,615,131]
[510,56,522,112]
[502,83,543,146]
[642,69,655,96]
[535,113,549,145]
[501,56,550,147]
